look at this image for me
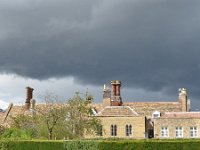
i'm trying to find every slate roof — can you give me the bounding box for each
[123,101,181,117]
[0,99,186,124]
[97,106,139,117]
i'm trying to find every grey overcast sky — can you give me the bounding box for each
[0,0,200,110]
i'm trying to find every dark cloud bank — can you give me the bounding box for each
[1,0,200,107]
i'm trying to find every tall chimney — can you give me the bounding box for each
[25,87,34,110]
[116,83,120,96]
[111,80,122,106]
[103,84,111,107]
[178,88,188,112]
[112,84,116,96]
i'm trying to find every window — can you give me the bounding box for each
[190,126,198,138]
[161,127,168,138]
[125,125,132,136]
[176,127,183,138]
[152,111,160,118]
[96,125,103,136]
[111,125,117,136]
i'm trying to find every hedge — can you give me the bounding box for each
[0,139,200,150]
[0,140,63,150]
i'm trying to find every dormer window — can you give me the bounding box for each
[152,111,161,118]
[91,108,97,116]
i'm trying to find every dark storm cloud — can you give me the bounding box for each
[1,0,200,99]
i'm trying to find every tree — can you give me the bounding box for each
[5,114,40,139]
[38,91,100,140]
[6,91,101,140]
[64,92,100,139]
[37,92,67,140]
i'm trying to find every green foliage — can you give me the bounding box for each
[40,92,68,140]
[1,91,100,140]
[1,128,34,140]
[0,125,5,135]
[63,139,200,150]
[0,139,200,150]
[10,115,34,129]
[64,140,99,150]
[4,114,42,139]
[0,140,64,150]
[65,92,101,139]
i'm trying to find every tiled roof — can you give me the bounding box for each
[0,105,26,125]
[0,100,183,124]
[0,103,67,125]
[91,103,104,113]
[97,106,139,117]
[161,112,200,118]
[124,101,181,117]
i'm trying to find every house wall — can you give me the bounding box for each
[154,118,200,139]
[98,116,145,139]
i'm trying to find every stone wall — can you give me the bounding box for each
[98,116,145,139]
[154,118,200,138]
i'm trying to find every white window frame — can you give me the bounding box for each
[190,126,198,138]
[152,111,161,118]
[161,126,169,138]
[175,127,183,138]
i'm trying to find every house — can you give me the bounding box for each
[154,112,200,138]
[1,80,199,139]
[92,80,192,139]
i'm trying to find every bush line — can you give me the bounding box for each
[0,139,200,150]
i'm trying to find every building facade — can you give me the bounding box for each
[154,112,200,139]
[1,80,200,139]
[92,80,197,139]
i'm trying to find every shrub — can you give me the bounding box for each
[1,128,34,140]
[0,139,200,150]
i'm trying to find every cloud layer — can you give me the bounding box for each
[1,0,200,100]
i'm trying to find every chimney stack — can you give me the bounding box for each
[103,84,111,98]
[25,87,34,110]
[103,84,111,107]
[178,88,189,112]
[111,80,122,106]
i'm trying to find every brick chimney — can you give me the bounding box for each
[103,84,111,107]
[111,80,122,106]
[25,87,34,110]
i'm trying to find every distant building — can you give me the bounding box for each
[1,81,200,139]
[91,80,196,139]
